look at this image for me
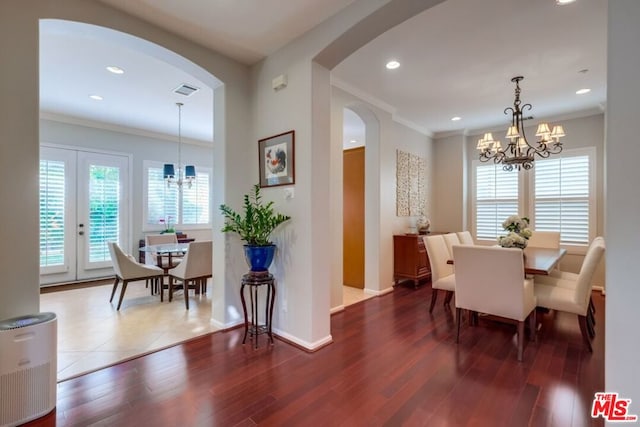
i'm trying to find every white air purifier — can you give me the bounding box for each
[0,312,57,427]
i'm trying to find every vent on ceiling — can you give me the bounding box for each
[173,83,200,97]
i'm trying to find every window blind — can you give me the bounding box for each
[533,154,591,245]
[475,164,519,241]
[39,159,66,268]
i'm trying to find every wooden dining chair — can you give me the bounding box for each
[108,242,164,310]
[423,235,456,312]
[167,240,213,309]
[452,245,537,362]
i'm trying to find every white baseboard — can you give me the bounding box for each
[364,286,394,296]
[272,328,333,351]
[211,318,243,330]
[330,305,345,314]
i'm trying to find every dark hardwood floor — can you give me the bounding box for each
[25,283,604,427]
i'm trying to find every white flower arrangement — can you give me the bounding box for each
[497,215,531,249]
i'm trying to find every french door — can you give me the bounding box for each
[39,146,130,285]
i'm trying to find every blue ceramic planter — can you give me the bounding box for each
[244,244,276,271]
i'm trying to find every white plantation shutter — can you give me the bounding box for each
[532,149,593,245]
[40,159,66,268]
[147,166,179,226]
[88,165,121,263]
[475,163,520,241]
[182,170,210,225]
[145,162,210,228]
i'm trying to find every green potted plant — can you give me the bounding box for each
[219,184,291,271]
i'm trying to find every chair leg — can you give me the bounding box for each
[184,280,190,310]
[529,310,537,342]
[159,277,164,302]
[517,321,525,362]
[586,312,596,339]
[116,280,129,310]
[455,308,462,343]
[578,315,593,353]
[109,277,120,302]
[169,276,174,302]
[589,296,596,315]
[429,289,438,312]
[444,291,454,306]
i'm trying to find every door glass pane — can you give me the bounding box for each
[40,159,66,267]
[88,165,120,263]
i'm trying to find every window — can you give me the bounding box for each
[144,161,211,229]
[531,148,595,246]
[474,163,520,241]
[472,148,595,248]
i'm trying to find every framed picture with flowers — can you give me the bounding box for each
[258,130,295,188]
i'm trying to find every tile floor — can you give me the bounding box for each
[41,282,372,381]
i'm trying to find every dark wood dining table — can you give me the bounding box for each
[447,246,567,275]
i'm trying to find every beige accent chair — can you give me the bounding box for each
[456,231,474,245]
[527,231,561,249]
[423,235,456,312]
[442,233,461,258]
[108,242,164,310]
[452,245,537,362]
[533,237,605,352]
[167,240,213,310]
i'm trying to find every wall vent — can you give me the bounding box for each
[173,83,200,97]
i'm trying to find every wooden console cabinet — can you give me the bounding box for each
[393,234,432,288]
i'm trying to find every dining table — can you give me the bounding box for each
[447,246,567,275]
[140,243,189,272]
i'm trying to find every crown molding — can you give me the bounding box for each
[40,111,213,147]
[331,77,433,138]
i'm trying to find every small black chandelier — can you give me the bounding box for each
[477,76,565,171]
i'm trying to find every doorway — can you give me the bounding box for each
[39,145,130,285]
[343,108,366,289]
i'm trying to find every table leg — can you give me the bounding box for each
[241,283,248,344]
[268,281,275,344]
[252,284,258,349]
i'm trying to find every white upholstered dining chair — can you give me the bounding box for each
[442,233,461,258]
[423,235,456,312]
[533,237,605,352]
[456,231,474,245]
[167,240,213,310]
[108,242,164,310]
[527,231,561,249]
[452,245,537,362]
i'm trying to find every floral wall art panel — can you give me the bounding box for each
[396,150,410,216]
[396,149,426,217]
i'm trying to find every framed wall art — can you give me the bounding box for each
[258,130,295,188]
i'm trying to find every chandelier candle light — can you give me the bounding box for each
[164,102,196,188]
[477,76,565,171]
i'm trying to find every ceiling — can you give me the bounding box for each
[39,0,607,145]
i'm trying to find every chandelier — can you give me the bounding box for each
[477,76,565,171]
[163,102,196,188]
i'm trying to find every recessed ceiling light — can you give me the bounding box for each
[106,66,124,74]
[451,116,461,121]
[556,0,576,5]
[386,60,400,70]
[89,95,103,101]
[576,88,591,95]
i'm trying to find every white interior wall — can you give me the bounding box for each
[432,134,466,233]
[606,0,640,406]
